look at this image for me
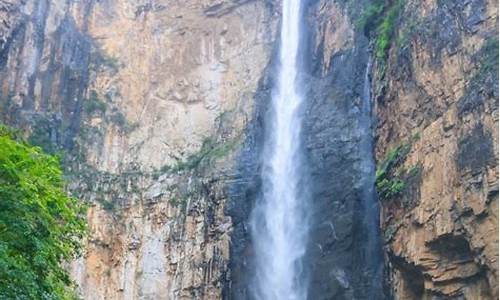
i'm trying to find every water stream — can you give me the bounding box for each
[359,56,385,297]
[249,0,309,299]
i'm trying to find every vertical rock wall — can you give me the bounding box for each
[374,0,498,298]
[0,0,497,299]
[0,0,278,298]
[303,1,386,299]
[227,1,387,299]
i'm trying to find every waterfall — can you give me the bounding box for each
[250,0,309,299]
[358,55,384,298]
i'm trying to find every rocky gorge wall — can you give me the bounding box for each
[0,0,497,299]
[372,0,499,298]
[0,0,278,298]
[227,0,389,298]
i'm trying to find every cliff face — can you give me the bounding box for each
[303,1,386,299]
[373,0,499,298]
[0,0,497,299]
[0,0,277,298]
[228,1,387,299]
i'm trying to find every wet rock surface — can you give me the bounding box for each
[303,1,385,299]
[227,1,386,299]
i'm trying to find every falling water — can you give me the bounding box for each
[250,0,309,299]
[359,56,385,298]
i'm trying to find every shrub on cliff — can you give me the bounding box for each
[376,139,421,203]
[0,125,86,299]
[356,0,403,62]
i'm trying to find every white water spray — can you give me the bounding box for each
[250,0,309,299]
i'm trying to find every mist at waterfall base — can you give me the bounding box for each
[247,0,386,299]
[249,0,310,299]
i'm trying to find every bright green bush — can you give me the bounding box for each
[375,142,420,202]
[0,125,86,299]
[357,0,403,62]
[171,137,239,172]
[375,1,402,61]
[356,1,384,32]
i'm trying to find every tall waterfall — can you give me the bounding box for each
[250,0,309,299]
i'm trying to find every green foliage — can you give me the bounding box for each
[357,0,403,62]
[29,127,54,154]
[109,111,127,127]
[101,56,121,72]
[90,52,122,75]
[83,91,137,133]
[0,126,86,299]
[375,143,411,182]
[384,223,396,241]
[395,16,418,50]
[375,0,402,61]
[159,165,171,174]
[204,138,239,161]
[96,198,115,211]
[376,142,420,202]
[407,165,421,177]
[356,1,384,32]
[172,137,239,172]
[457,36,499,114]
[478,36,498,75]
[169,196,186,207]
[0,125,22,140]
[26,117,61,155]
[109,110,137,133]
[376,177,406,199]
[83,90,107,115]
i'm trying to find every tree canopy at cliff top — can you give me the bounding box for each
[0,125,86,299]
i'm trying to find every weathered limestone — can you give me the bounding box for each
[375,0,499,298]
[0,0,497,299]
[0,0,277,298]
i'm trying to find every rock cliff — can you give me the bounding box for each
[372,0,499,298]
[0,0,497,299]
[227,1,387,299]
[0,0,277,298]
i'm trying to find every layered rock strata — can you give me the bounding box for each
[374,0,499,298]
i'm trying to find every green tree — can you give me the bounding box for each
[0,125,86,299]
